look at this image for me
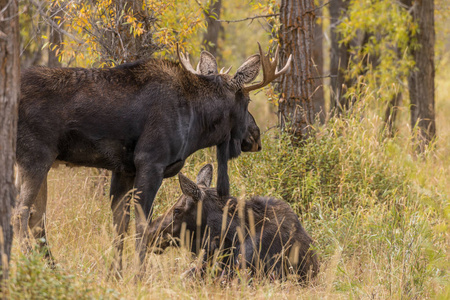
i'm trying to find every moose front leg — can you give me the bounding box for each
[216,141,230,197]
[109,172,134,277]
[133,163,164,272]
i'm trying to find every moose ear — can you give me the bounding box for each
[196,164,213,187]
[178,173,202,201]
[196,50,218,75]
[232,54,261,87]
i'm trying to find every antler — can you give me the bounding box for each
[244,43,293,92]
[220,66,232,75]
[177,43,199,75]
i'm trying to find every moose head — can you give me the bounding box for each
[177,43,292,196]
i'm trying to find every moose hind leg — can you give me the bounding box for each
[109,172,134,277]
[14,165,51,255]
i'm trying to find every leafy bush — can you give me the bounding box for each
[234,116,408,213]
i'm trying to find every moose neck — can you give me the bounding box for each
[182,83,248,149]
[216,141,230,197]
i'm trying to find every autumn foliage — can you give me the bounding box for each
[45,0,205,66]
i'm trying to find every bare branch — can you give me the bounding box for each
[216,14,279,24]
[0,0,12,17]
[305,0,334,14]
[308,74,337,80]
[29,0,83,44]
[215,1,333,24]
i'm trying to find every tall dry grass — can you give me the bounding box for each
[5,61,450,300]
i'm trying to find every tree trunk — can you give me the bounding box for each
[329,0,351,113]
[48,3,63,67]
[0,0,20,284]
[278,0,316,142]
[203,0,222,58]
[407,0,436,151]
[312,1,325,123]
[382,92,402,138]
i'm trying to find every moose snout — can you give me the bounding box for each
[241,135,262,152]
[254,138,262,152]
[250,136,262,152]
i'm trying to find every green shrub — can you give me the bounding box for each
[234,116,408,213]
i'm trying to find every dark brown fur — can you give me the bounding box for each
[15,52,262,274]
[148,165,319,281]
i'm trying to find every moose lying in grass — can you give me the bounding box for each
[148,164,319,281]
[15,43,291,273]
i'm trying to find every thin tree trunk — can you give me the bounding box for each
[407,0,436,151]
[203,0,222,58]
[278,0,315,142]
[312,1,325,123]
[329,0,351,113]
[0,0,20,284]
[48,3,63,67]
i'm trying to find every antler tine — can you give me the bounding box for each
[220,66,232,74]
[244,43,292,92]
[177,43,198,75]
[276,54,293,76]
[273,44,280,65]
[259,42,276,79]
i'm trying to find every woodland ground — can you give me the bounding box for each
[5,54,450,300]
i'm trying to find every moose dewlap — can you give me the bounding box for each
[148,164,319,281]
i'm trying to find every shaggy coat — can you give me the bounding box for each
[149,164,319,281]
[15,51,262,271]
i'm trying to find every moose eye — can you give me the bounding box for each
[173,208,182,215]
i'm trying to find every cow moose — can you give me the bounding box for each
[14,44,292,273]
[148,164,319,281]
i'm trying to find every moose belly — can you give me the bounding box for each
[56,132,136,174]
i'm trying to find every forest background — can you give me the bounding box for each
[1,0,449,299]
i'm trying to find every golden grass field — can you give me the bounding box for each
[6,56,450,300]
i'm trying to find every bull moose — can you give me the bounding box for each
[148,164,319,281]
[14,43,292,273]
